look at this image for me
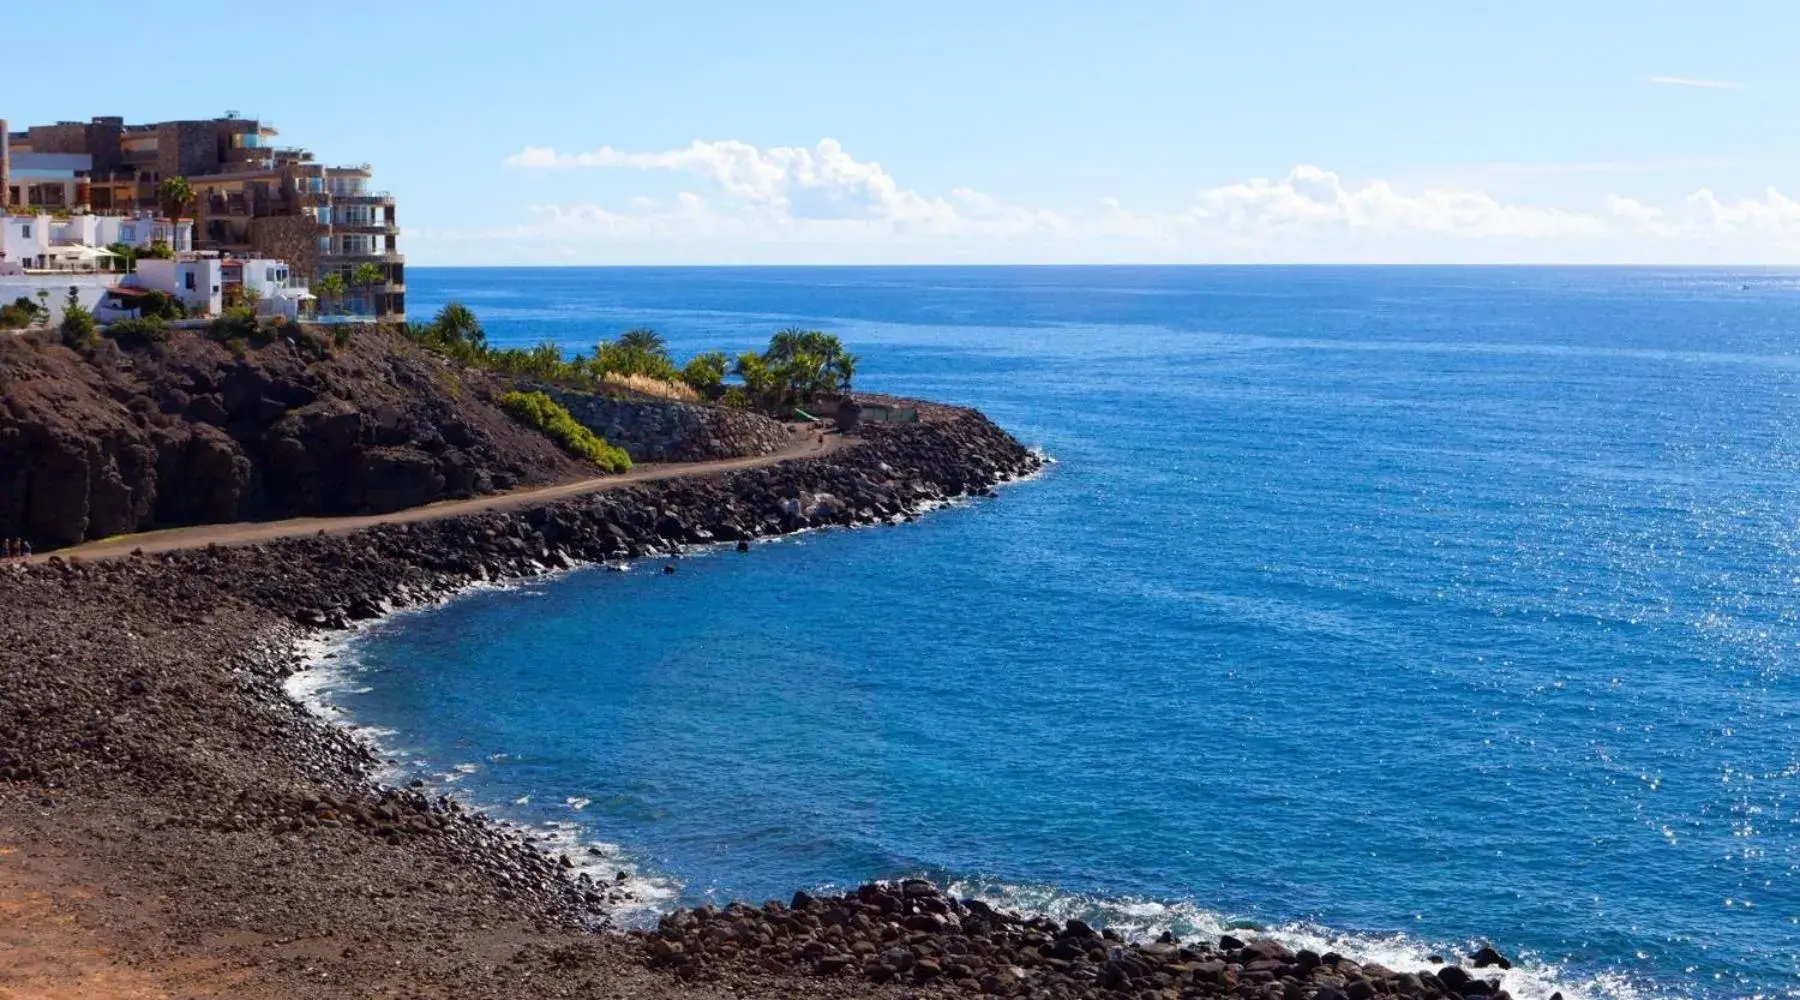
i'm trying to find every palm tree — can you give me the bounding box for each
[764,328,856,394]
[829,350,859,392]
[617,327,666,356]
[732,351,777,409]
[350,262,385,288]
[314,272,347,316]
[348,263,385,316]
[155,176,194,230]
[431,302,484,350]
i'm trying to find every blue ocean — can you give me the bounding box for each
[301,267,1799,1000]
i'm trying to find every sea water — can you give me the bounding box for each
[306,267,1799,999]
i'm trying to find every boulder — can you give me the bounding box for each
[1469,945,1511,970]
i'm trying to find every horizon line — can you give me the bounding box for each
[401,262,1800,270]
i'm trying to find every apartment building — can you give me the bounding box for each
[2,211,192,273]
[1,115,403,321]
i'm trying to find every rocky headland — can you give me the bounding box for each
[0,334,1518,1000]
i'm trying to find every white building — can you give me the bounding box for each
[0,274,113,326]
[135,256,224,316]
[224,257,314,321]
[1,211,193,273]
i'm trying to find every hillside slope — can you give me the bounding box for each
[0,326,588,548]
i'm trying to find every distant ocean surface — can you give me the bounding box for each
[304,267,1799,1000]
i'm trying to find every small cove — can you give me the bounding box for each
[312,266,1800,1000]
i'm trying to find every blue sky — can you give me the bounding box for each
[7,1,1796,264]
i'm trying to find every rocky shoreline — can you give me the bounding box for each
[641,882,1527,1000]
[0,402,1030,997]
[0,401,1523,1000]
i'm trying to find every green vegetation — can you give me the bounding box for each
[314,272,348,315]
[107,240,176,273]
[0,296,46,331]
[350,262,385,288]
[403,304,859,415]
[137,290,186,321]
[680,351,731,397]
[105,316,172,348]
[207,304,264,343]
[105,242,138,271]
[154,177,194,225]
[729,328,858,412]
[59,289,99,350]
[499,390,632,472]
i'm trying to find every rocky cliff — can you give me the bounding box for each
[546,390,792,463]
[0,326,588,548]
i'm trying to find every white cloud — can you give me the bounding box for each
[460,138,1800,264]
[1647,75,1743,90]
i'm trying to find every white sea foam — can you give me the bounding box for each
[944,879,1666,1000]
[273,460,1058,930]
[282,592,681,925]
[529,819,680,926]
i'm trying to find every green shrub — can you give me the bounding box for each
[60,304,100,350]
[105,316,171,348]
[206,304,263,343]
[403,305,860,418]
[0,297,42,330]
[680,351,730,398]
[139,290,186,320]
[499,390,631,472]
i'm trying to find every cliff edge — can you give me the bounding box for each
[0,326,588,548]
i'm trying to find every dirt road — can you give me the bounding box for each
[38,427,846,564]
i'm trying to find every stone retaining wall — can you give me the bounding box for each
[547,391,791,463]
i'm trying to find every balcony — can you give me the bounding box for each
[321,243,403,261]
[329,191,394,205]
[223,147,273,166]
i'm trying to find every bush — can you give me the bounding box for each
[139,290,186,321]
[680,351,730,398]
[207,304,263,343]
[498,390,632,473]
[0,296,43,331]
[60,304,100,350]
[105,316,171,348]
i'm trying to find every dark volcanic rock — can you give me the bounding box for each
[0,325,585,547]
[1470,944,1512,970]
[547,390,792,463]
[640,877,1461,1000]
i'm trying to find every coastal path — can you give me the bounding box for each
[33,426,849,564]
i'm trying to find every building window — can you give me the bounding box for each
[184,272,195,291]
[20,225,30,238]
